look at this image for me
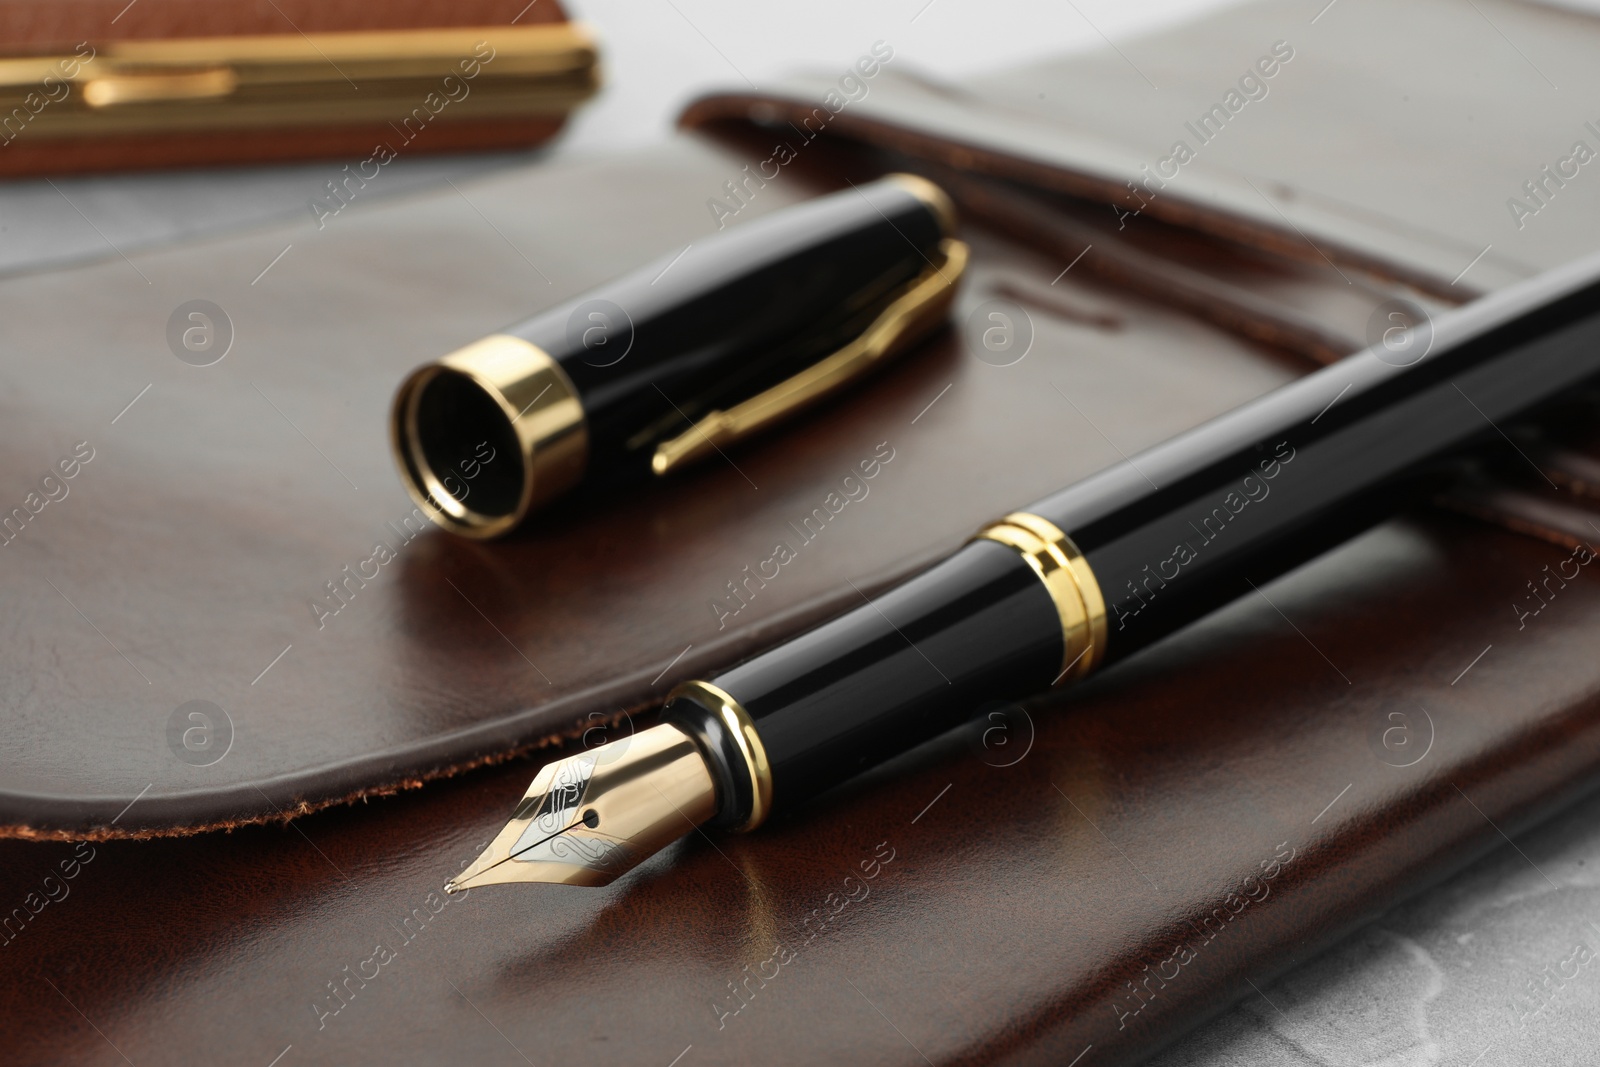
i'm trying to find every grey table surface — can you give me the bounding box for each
[5,1,1598,1063]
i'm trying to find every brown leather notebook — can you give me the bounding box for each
[0,0,594,175]
[3,1,1600,1063]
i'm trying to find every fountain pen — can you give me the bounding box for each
[447,248,1600,892]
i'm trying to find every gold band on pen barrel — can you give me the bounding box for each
[667,679,774,832]
[973,512,1106,684]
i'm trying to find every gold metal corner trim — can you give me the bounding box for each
[390,334,588,539]
[651,237,970,476]
[973,512,1106,684]
[0,24,601,136]
[81,68,238,108]
[668,679,774,832]
[884,172,958,237]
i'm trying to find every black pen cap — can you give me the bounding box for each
[390,173,965,538]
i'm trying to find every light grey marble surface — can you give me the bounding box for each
[0,154,533,278]
[4,2,1598,1064]
[1149,784,1600,1066]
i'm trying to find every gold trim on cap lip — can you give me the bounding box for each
[667,679,774,832]
[884,172,958,237]
[973,512,1107,684]
[650,237,970,475]
[390,333,588,539]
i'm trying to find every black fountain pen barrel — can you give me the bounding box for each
[1034,253,1600,664]
[667,249,1600,830]
[663,540,1065,826]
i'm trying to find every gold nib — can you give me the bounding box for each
[446,722,718,891]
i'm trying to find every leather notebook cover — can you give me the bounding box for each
[0,0,584,175]
[5,1,1600,1063]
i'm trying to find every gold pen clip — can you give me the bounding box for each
[651,237,970,476]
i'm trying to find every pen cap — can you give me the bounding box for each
[390,173,964,537]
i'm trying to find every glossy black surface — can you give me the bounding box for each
[682,539,1062,814]
[685,253,1600,821]
[505,177,945,476]
[1035,260,1600,661]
